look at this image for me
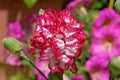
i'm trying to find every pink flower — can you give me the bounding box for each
[30,9,87,75]
[4,21,25,66]
[66,0,82,9]
[5,51,21,66]
[93,8,120,30]
[25,14,38,23]
[7,21,25,42]
[82,0,92,7]
[91,8,120,59]
[91,25,120,59]
[34,60,50,80]
[85,57,110,80]
[66,0,92,9]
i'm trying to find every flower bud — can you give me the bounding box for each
[108,56,120,75]
[3,37,22,54]
[38,9,44,15]
[115,0,120,13]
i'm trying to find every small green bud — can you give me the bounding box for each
[108,56,120,76]
[48,73,63,80]
[115,0,120,13]
[3,37,22,54]
[38,9,44,15]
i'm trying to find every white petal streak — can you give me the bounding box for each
[56,39,65,49]
[66,38,77,46]
[64,46,77,56]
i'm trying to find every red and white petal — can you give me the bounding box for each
[39,48,53,61]
[70,61,78,73]
[48,57,58,74]
[42,27,53,39]
[58,55,71,70]
[55,39,65,49]
[65,38,78,46]
[52,39,65,59]
[64,46,80,57]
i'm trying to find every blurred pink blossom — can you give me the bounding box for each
[66,0,92,9]
[66,0,82,9]
[93,8,120,30]
[85,57,110,80]
[25,14,38,23]
[7,21,25,42]
[91,25,120,59]
[34,59,50,80]
[91,8,120,59]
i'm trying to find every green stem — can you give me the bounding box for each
[19,51,48,80]
[110,73,115,80]
[108,0,115,9]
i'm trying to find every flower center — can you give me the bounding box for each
[106,36,114,43]
[102,19,111,27]
[92,67,98,74]
[103,36,114,52]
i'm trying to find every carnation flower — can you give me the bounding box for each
[30,9,87,75]
[85,57,110,80]
[4,21,25,66]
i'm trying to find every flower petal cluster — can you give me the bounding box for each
[91,25,120,59]
[91,8,120,59]
[85,57,110,80]
[86,8,120,80]
[30,9,87,74]
[93,8,120,30]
